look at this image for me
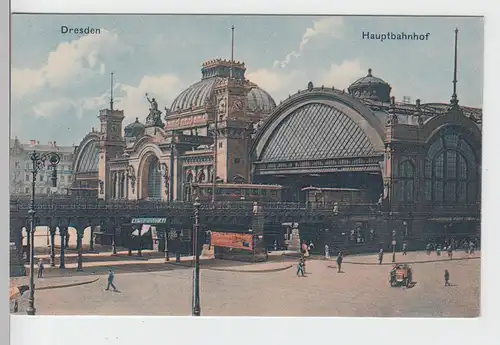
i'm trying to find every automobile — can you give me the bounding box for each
[389,264,413,287]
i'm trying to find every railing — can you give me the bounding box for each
[10,195,480,219]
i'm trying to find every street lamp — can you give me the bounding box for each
[192,197,201,316]
[392,229,397,263]
[26,150,60,316]
[403,221,408,237]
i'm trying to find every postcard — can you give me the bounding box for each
[9,14,482,317]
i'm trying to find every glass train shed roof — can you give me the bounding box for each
[259,103,377,162]
[76,141,100,173]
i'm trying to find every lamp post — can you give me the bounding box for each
[26,150,60,316]
[391,229,397,263]
[192,197,201,316]
[403,221,408,237]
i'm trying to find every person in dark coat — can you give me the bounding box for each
[444,269,450,286]
[105,268,117,291]
[336,252,343,273]
[402,242,408,255]
[378,249,384,265]
[37,259,44,278]
[296,259,305,277]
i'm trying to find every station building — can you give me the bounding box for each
[70,56,482,241]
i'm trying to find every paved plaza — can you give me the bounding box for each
[11,251,480,317]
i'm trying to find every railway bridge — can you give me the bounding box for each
[10,195,479,261]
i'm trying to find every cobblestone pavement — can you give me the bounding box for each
[11,251,480,317]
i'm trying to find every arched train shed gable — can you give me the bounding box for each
[252,89,386,162]
[422,111,481,153]
[73,132,100,174]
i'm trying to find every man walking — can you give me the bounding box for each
[378,249,384,265]
[296,259,305,277]
[105,268,117,291]
[336,252,343,273]
[402,242,407,256]
[444,269,451,286]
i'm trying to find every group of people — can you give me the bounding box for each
[297,249,344,277]
[425,239,476,259]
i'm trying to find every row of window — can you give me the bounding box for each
[21,187,64,194]
[13,161,72,171]
[23,174,72,183]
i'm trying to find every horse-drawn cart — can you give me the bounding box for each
[389,264,413,287]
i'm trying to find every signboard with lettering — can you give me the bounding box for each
[166,114,207,129]
[211,232,253,251]
[131,218,167,224]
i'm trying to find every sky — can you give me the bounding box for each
[11,15,483,146]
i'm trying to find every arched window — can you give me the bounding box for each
[398,160,415,202]
[147,157,162,200]
[424,126,477,204]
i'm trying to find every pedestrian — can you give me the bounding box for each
[336,252,343,273]
[469,241,475,255]
[105,268,117,291]
[402,242,407,255]
[37,259,44,278]
[436,245,441,256]
[447,245,453,260]
[324,244,330,259]
[378,249,384,265]
[296,259,305,277]
[444,269,450,286]
[426,243,431,255]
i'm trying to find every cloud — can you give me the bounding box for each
[246,68,307,102]
[11,30,132,99]
[318,59,365,90]
[115,74,185,123]
[247,59,363,102]
[274,17,344,69]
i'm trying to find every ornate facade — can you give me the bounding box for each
[71,58,482,239]
[70,58,276,201]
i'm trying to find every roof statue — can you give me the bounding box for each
[145,93,164,128]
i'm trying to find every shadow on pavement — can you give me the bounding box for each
[28,258,294,279]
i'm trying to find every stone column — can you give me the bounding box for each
[137,225,143,257]
[49,227,56,267]
[59,227,66,269]
[89,224,95,252]
[76,228,84,271]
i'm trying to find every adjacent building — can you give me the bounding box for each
[9,138,75,195]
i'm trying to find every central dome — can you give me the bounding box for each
[348,68,391,102]
[168,59,276,116]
